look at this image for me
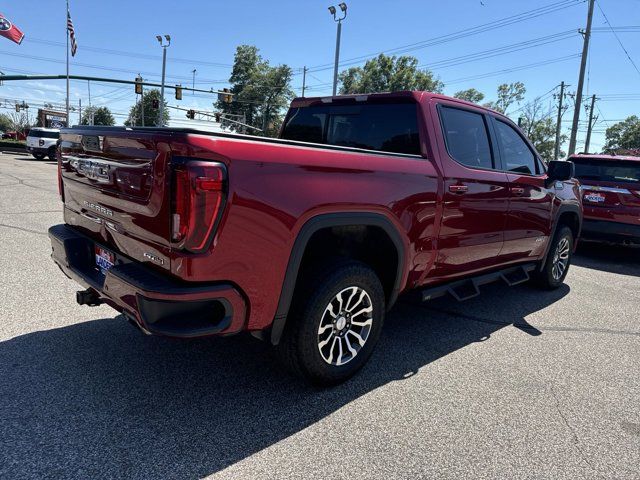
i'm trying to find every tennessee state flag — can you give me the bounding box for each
[0,13,24,45]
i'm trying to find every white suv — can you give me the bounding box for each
[26,127,60,160]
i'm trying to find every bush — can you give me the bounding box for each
[0,140,26,150]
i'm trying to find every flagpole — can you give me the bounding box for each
[66,0,70,127]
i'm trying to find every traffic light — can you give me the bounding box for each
[135,76,143,95]
[186,109,195,119]
[215,112,221,122]
[15,103,20,112]
[175,85,183,101]
[218,87,233,104]
[152,98,159,109]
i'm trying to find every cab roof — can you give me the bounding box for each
[289,91,502,115]
[569,153,640,163]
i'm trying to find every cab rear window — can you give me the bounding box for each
[281,103,420,155]
[573,159,640,184]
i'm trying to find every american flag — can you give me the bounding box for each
[67,10,77,56]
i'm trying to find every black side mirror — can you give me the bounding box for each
[546,160,574,186]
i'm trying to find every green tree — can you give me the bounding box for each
[0,113,12,132]
[454,88,485,104]
[125,89,169,127]
[81,106,115,126]
[338,54,444,95]
[485,82,526,114]
[218,45,294,137]
[604,115,640,153]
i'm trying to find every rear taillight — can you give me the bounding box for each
[171,161,227,252]
[57,156,64,201]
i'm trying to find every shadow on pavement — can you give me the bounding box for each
[574,241,640,276]
[0,283,568,478]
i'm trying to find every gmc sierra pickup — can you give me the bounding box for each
[49,91,582,385]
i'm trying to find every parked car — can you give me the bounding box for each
[26,127,59,160]
[570,153,640,245]
[2,130,27,141]
[48,91,581,385]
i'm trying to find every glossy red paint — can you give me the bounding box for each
[51,91,582,338]
[569,153,640,244]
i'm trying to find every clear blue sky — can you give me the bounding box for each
[1,0,639,152]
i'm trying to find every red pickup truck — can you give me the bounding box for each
[49,91,581,385]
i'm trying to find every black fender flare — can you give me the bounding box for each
[270,212,406,345]
[539,203,582,271]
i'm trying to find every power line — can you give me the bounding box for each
[23,37,234,69]
[0,50,228,84]
[444,54,580,84]
[595,1,640,78]
[306,0,584,72]
[419,30,577,70]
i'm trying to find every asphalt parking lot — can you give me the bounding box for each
[0,151,638,479]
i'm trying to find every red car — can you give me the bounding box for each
[570,154,640,245]
[49,91,581,384]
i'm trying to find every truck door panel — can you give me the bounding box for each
[490,117,553,259]
[429,103,509,279]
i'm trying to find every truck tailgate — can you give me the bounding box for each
[59,129,174,270]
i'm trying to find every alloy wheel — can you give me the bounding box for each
[552,237,570,280]
[317,286,373,366]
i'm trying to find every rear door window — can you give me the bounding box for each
[439,106,493,169]
[494,120,538,175]
[281,103,420,155]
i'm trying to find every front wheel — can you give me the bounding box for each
[533,226,573,289]
[276,260,385,386]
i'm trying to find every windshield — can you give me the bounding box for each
[573,159,640,184]
[281,102,420,155]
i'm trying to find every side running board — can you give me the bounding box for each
[420,263,537,302]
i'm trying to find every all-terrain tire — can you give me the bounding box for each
[276,259,385,386]
[532,226,573,289]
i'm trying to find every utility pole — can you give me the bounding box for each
[140,82,145,127]
[78,98,81,125]
[568,0,595,156]
[554,81,566,160]
[87,80,93,125]
[302,66,307,97]
[584,94,597,154]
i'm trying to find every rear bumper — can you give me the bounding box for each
[581,219,640,245]
[26,146,50,155]
[48,224,247,338]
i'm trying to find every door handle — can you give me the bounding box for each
[449,184,468,194]
[511,187,525,196]
[80,211,103,224]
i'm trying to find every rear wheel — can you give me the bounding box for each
[32,153,45,160]
[276,260,385,386]
[48,147,56,160]
[533,226,573,289]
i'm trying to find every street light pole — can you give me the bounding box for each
[329,3,347,96]
[156,35,171,126]
[192,69,196,95]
